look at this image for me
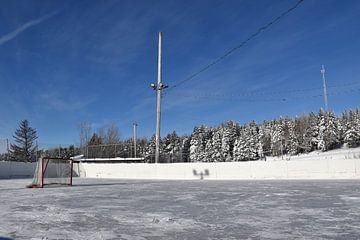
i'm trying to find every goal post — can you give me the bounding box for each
[27,157,74,188]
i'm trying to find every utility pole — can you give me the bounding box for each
[133,122,137,158]
[321,65,328,111]
[151,32,168,164]
[6,138,9,161]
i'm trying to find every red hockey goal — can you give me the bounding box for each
[27,157,74,188]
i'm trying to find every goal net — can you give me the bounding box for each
[27,157,74,188]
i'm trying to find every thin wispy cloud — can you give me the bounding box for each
[39,93,96,112]
[0,11,58,46]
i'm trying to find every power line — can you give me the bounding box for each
[168,86,360,103]
[166,80,360,99]
[169,0,305,90]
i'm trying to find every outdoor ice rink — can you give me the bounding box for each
[1,178,360,240]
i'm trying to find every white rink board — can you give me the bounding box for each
[80,158,360,180]
[0,161,83,179]
[0,161,36,179]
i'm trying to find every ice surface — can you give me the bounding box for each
[0,178,360,239]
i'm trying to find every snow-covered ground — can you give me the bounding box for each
[1,178,360,239]
[265,146,360,162]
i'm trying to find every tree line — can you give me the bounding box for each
[83,108,360,162]
[187,108,360,162]
[2,108,360,162]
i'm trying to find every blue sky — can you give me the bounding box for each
[0,0,360,147]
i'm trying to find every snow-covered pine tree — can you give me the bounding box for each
[344,109,360,147]
[189,126,209,162]
[307,112,319,151]
[145,135,157,162]
[259,121,271,157]
[233,122,259,161]
[270,119,284,156]
[233,127,247,161]
[338,110,350,143]
[181,137,191,162]
[344,127,360,148]
[317,109,327,151]
[247,121,260,160]
[161,131,182,162]
[317,110,340,151]
[233,137,240,161]
[210,127,223,162]
[287,119,299,155]
[257,124,266,159]
[221,121,239,161]
[204,128,214,162]
[200,127,212,162]
[294,114,311,153]
[190,127,201,162]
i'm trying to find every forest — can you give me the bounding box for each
[2,108,360,162]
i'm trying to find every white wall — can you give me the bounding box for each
[80,158,360,180]
[0,161,36,179]
[0,161,83,179]
[2,158,359,180]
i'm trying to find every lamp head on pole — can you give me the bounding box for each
[151,83,157,90]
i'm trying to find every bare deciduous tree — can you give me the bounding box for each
[79,122,92,148]
[105,123,121,144]
[96,123,121,144]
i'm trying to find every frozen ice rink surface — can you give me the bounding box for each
[1,178,360,240]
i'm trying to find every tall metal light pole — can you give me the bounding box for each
[6,138,9,161]
[133,122,137,158]
[151,32,168,164]
[321,65,328,111]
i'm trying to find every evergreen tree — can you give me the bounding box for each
[221,121,239,161]
[233,122,259,161]
[181,137,191,162]
[246,121,260,160]
[233,136,244,161]
[271,119,284,156]
[190,126,206,162]
[204,128,214,162]
[295,114,312,153]
[287,119,299,155]
[146,135,157,162]
[10,120,38,161]
[210,127,223,162]
[308,112,319,151]
[199,126,211,162]
[234,127,249,161]
[259,122,271,156]
[317,110,340,151]
[161,131,182,162]
[344,109,360,147]
[344,128,360,147]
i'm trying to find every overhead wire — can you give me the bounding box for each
[168,0,305,91]
[167,85,360,103]
[165,80,360,101]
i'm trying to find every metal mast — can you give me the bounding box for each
[320,65,328,111]
[151,32,168,163]
[133,122,137,158]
